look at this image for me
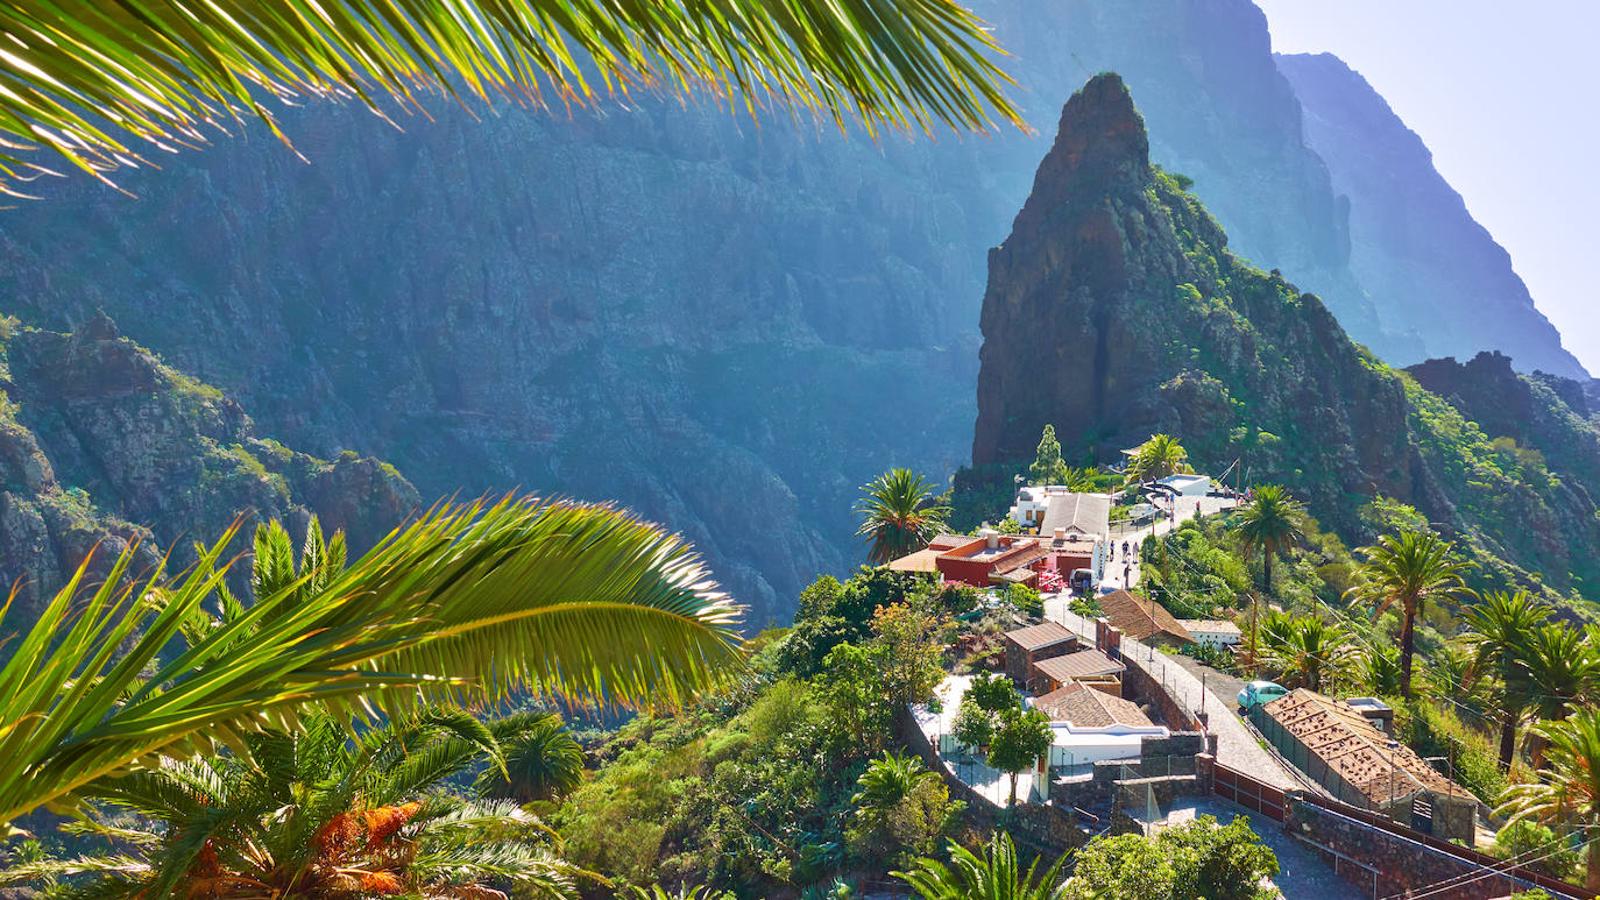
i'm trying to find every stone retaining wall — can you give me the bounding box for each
[1286,796,1579,899]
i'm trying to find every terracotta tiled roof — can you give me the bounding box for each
[1004,621,1078,652]
[887,548,942,573]
[1034,683,1153,729]
[1032,648,1124,683]
[1099,590,1194,643]
[1262,689,1461,805]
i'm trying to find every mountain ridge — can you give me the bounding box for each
[1277,51,1587,379]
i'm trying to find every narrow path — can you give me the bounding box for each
[1044,598,1299,791]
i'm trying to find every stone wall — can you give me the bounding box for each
[1117,647,1204,731]
[1286,796,1581,899]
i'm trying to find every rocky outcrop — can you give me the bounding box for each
[0,314,417,616]
[971,75,1600,599]
[1279,53,1586,378]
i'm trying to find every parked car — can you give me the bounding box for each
[1069,568,1094,593]
[1236,680,1289,711]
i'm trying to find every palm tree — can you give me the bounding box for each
[1260,616,1357,694]
[852,751,935,811]
[0,710,591,897]
[1497,709,1600,894]
[856,468,952,564]
[1345,529,1473,698]
[0,496,742,831]
[1463,590,1551,770]
[1124,434,1193,484]
[895,832,1071,900]
[1426,641,1487,712]
[0,0,1021,197]
[1518,623,1600,767]
[1231,484,1306,672]
[475,711,586,804]
[628,888,735,900]
[1231,485,1305,597]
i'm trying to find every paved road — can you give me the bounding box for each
[1043,598,1299,791]
[1160,797,1366,900]
[1103,494,1238,590]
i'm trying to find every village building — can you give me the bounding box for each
[1254,689,1477,845]
[1097,590,1194,647]
[1177,619,1242,649]
[1002,622,1081,685]
[1028,648,1124,695]
[887,518,1109,591]
[1154,473,1212,497]
[1032,682,1168,772]
[1004,488,1111,584]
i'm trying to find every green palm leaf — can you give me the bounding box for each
[0,494,742,830]
[0,0,1021,197]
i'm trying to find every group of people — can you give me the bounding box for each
[1107,539,1138,588]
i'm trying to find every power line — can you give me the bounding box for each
[1380,831,1597,900]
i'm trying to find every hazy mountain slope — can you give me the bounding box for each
[0,0,1556,623]
[0,313,418,618]
[971,74,1600,604]
[1278,52,1585,379]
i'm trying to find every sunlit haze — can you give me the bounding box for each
[1259,0,1600,375]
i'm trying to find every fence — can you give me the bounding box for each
[1212,762,1288,822]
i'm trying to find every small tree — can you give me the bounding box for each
[871,602,948,708]
[987,707,1053,806]
[1007,582,1043,617]
[1069,814,1278,900]
[1030,425,1072,486]
[952,697,995,753]
[968,672,1021,713]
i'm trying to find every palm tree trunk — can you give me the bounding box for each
[1262,550,1273,597]
[1498,717,1517,771]
[1399,607,1417,699]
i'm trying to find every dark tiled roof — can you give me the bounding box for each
[1004,621,1078,652]
[1035,683,1154,729]
[1032,648,1124,682]
[1099,590,1193,644]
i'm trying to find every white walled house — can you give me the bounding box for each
[1178,619,1242,649]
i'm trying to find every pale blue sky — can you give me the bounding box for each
[1257,0,1599,374]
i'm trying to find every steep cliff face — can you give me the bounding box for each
[972,75,1600,599]
[0,314,418,616]
[980,0,1402,360]
[0,0,1567,623]
[1279,53,1586,378]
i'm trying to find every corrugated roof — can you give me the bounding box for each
[1038,492,1111,538]
[1032,648,1124,682]
[1004,621,1078,652]
[1262,689,1462,805]
[1099,590,1194,644]
[1035,682,1153,729]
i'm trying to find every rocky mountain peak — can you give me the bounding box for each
[1013,73,1150,236]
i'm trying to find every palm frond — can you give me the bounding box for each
[0,0,1021,197]
[0,495,743,828]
